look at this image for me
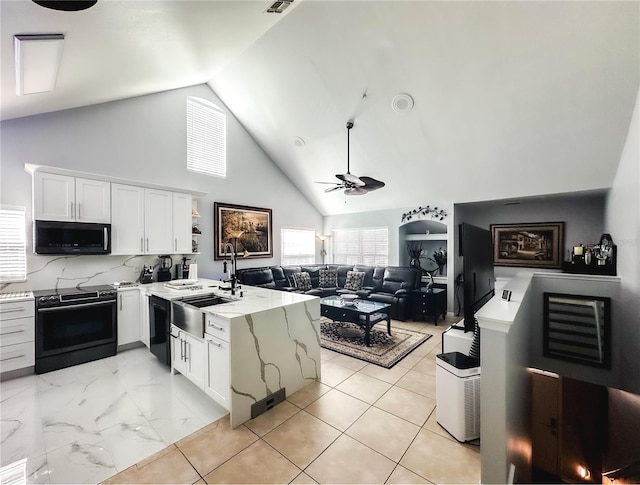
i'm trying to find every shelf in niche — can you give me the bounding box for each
[405,234,447,241]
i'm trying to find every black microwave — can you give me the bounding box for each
[34,220,111,255]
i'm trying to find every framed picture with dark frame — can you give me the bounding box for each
[214,202,273,260]
[490,222,564,269]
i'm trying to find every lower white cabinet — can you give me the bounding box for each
[117,288,141,347]
[0,299,35,373]
[204,334,230,409]
[170,325,205,389]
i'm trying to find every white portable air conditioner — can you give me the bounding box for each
[436,352,481,442]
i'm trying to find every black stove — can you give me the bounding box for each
[34,285,117,374]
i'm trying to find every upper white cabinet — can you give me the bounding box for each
[172,192,192,254]
[111,184,145,255]
[34,172,110,223]
[111,184,189,255]
[145,189,173,254]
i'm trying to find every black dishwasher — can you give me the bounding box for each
[149,295,171,365]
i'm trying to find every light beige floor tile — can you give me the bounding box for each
[287,380,331,409]
[318,361,356,387]
[263,410,340,468]
[395,350,425,369]
[375,386,436,426]
[400,428,481,484]
[411,355,437,376]
[424,412,481,453]
[335,372,392,404]
[359,363,409,384]
[305,434,396,484]
[102,444,200,484]
[304,389,369,431]
[290,471,318,484]
[330,353,369,371]
[385,465,432,484]
[194,480,205,485]
[244,400,300,436]
[345,407,420,462]
[176,415,258,476]
[202,440,300,484]
[395,369,437,398]
[320,348,341,363]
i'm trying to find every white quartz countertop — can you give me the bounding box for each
[141,278,318,320]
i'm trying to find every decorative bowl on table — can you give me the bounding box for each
[341,294,358,304]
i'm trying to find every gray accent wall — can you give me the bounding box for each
[0,84,323,291]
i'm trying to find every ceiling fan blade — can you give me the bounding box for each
[358,176,385,191]
[324,186,343,193]
[344,187,368,196]
[336,173,365,186]
[314,181,341,184]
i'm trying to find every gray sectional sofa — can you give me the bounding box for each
[235,264,421,321]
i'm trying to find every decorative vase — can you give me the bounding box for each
[438,265,445,275]
[410,258,421,269]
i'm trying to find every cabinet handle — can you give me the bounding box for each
[104,227,108,251]
[180,338,185,360]
[208,339,222,348]
[175,238,178,252]
[1,354,25,362]
[0,308,25,314]
[0,329,26,336]
[208,322,224,332]
[71,201,75,218]
[141,238,144,253]
[185,341,189,362]
[119,294,122,311]
[146,238,149,252]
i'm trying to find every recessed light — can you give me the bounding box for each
[392,93,414,113]
[32,0,97,11]
[293,136,305,147]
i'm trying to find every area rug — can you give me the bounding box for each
[320,318,432,368]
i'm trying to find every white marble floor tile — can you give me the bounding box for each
[46,439,117,485]
[1,393,46,467]
[99,419,166,472]
[24,454,50,484]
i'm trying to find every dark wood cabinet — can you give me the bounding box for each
[412,287,446,324]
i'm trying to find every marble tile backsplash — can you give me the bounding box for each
[0,254,162,292]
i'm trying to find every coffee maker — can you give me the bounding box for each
[157,255,173,282]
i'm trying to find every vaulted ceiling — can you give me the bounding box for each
[2,1,639,216]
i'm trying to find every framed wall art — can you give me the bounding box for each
[214,202,273,260]
[490,222,564,269]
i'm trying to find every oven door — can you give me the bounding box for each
[36,300,116,359]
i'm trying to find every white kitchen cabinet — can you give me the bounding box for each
[140,291,150,348]
[172,192,192,254]
[144,188,173,254]
[0,299,35,374]
[170,324,205,389]
[111,184,145,254]
[204,334,230,409]
[117,288,141,347]
[34,173,111,223]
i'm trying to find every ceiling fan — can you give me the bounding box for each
[316,120,385,195]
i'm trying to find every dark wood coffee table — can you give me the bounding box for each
[320,295,391,346]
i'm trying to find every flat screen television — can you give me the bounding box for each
[459,222,495,332]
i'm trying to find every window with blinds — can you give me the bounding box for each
[187,96,226,178]
[281,228,315,266]
[332,227,389,266]
[0,206,27,282]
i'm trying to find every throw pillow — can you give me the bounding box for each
[344,271,365,291]
[292,272,312,291]
[318,269,338,288]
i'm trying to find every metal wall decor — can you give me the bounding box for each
[401,205,447,223]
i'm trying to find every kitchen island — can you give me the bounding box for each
[141,279,321,427]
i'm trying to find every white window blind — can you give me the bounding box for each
[281,228,315,266]
[0,206,27,282]
[333,227,389,266]
[187,96,226,178]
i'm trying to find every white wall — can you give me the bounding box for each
[605,87,640,394]
[0,84,323,291]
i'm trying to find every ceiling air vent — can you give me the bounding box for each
[266,0,292,13]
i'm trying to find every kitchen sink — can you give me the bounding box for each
[171,294,231,337]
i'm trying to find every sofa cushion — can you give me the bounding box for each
[301,266,321,288]
[353,265,375,288]
[292,272,312,291]
[319,269,338,288]
[333,265,355,288]
[344,271,365,291]
[241,268,275,288]
[283,266,302,286]
[381,267,419,294]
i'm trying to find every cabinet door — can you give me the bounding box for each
[75,178,111,223]
[117,289,141,346]
[33,172,75,221]
[140,292,150,348]
[170,325,187,376]
[172,193,192,254]
[144,189,173,254]
[111,184,145,255]
[185,333,205,389]
[205,335,230,409]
